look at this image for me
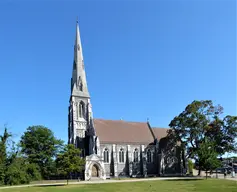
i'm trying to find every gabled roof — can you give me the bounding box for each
[93,119,169,144]
[151,127,169,140]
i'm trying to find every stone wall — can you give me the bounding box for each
[99,143,158,178]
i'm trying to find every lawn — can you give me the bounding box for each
[1,179,237,192]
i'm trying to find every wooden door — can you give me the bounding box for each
[92,165,98,177]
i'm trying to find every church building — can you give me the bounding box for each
[68,20,186,180]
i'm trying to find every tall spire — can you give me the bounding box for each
[75,18,83,61]
[71,19,89,97]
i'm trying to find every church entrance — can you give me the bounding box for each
[91,164,99,177]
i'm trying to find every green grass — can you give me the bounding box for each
[1,179,237,192]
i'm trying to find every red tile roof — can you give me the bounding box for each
[93,119,169,144]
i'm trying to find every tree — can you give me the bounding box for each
[187,159,194,175]
[167,100,237,175]
[56,144,85,185]
[4,157,29,185]
[196,139,221,179]
[19,125,64,179]
[0,126,43,186]
[205,115,237,155]
[24,162,42,181]
[0,127,12,185]
[4,156,41,185]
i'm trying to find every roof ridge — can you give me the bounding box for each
[94,118,170,129]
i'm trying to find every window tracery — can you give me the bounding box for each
[103,148,109,163]
[134,148,139,162]
[147,149,152,163]
[119,148,125,163]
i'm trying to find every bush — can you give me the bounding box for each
[25,163,42,181]
[4,158,41,185]
[0,164,5,185]
[4,158,30,185]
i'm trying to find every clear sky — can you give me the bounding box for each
[0,0,236,145]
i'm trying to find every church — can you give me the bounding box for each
[68,21,186,180]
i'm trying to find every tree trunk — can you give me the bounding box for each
[206,170,208,179]
[198,168,201,176]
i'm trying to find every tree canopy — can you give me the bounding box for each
[0,127,11,185]
[19,125,64,179]
[167,100,237,172]
[196,138,221,178]
[5,157,41,185]
[0,126,42,186]
[56,144,85,184]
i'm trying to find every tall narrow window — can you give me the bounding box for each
[79,82,83,91]
[78,103,82,118]
[76,102,79,119]
[79,101,85,118]
[119,148,124,163]
[134,148,139,162]
[147,149,152,163]
[104,148,109,163]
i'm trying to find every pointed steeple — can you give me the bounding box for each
[75,18,84,62]
[71,19,90,98]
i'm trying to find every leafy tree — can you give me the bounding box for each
[56,144,85,185]
[5,157,30,185]
[196,139,221,179]
[167,100,237,175]
[205,115,237,155]
[0,127,12,185]
[25,162,42,181]
[20,125,64,179]
[0,127,11,162]
[4,156,41,185]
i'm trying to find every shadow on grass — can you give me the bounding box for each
[32,184,67,187]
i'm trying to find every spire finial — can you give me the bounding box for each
[76,16,78,23]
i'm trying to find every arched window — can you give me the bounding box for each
[75,102,79,119]
[133,148,139,162]
[78,104,82,117]
[103,148,109,163]
[79,101,85,118]
[119,148,124,163]
[147,149,152,163]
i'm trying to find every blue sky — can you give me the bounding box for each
[0,0,236,145]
